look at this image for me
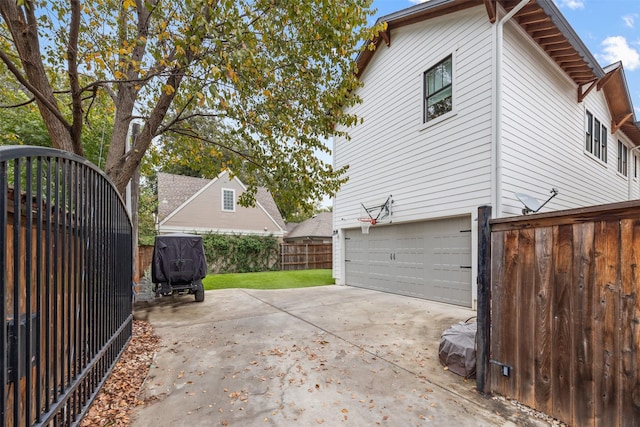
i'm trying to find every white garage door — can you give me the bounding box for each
[345,216,472,307]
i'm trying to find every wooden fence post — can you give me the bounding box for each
[476,205,492,395]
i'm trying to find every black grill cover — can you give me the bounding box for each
[151,233,207,284]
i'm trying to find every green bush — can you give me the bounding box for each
[201,233,279,273]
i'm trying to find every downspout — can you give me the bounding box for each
[629,145,640,199]
[493,0,530,217]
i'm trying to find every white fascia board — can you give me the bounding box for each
[158,224,285,237]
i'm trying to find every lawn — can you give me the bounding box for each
[202,269,334,290]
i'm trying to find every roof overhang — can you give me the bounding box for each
[357,0,640,146]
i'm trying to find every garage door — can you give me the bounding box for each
[344,216,472,307]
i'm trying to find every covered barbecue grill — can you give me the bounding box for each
[151,233,208,302]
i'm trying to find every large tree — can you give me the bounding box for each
[0,0,380,205]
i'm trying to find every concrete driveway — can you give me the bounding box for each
[131,285,549,427]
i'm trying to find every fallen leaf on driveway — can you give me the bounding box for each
[79,320,160,427]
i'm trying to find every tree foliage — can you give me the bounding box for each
[0,0,381,207]
[0,64,113,167]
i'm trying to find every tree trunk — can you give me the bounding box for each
[0,0,76,153]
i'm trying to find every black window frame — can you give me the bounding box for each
[585,110,607,163]
[423,55,453,123]
[585,111,593,153]
[618,140,629,176]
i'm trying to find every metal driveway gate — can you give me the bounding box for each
[0,146,133,426]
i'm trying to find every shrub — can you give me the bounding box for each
[201,233,279,273]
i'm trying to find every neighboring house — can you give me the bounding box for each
[333,0,640,308]
[157,171,286,237]
[284,212,333,243]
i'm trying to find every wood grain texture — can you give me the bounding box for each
[488,204,640,427]
[534,226,553,415]
[490,231,506,393]
[517,228,536,407]
[620,219,640,427]
[501,229,520,398]
[551,224,573,423]
[572,222,596,427]
[594,220,621,426]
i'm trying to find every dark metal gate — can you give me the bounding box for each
[0,146,133,426]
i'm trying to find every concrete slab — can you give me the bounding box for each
[131,286,550,427]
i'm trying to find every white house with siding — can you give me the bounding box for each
[332,0,640,308]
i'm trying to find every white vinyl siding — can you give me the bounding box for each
[499,20,634,215]
[333,5,640,288]
[334,6,492,228]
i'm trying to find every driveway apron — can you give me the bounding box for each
[131,285,548,427]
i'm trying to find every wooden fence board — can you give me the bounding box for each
[551,224,573,423]
[620,218,640,427]
[501,230,519,399]
[490,231,506,393]
[517,228,535,407]
[534,226,553,415]
[594,220,621,426]
[280,243,332,270]
[572,222,596,427]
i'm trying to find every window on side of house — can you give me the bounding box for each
[222,188,235,212]
[423,55,453,123]
[635,154,638,179]
[585,111,593,153]
[584,110,607,162]
[593,118,601,159]
[618,140,628,176]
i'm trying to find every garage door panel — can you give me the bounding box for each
[345,216,472,307]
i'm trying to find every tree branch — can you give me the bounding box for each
[165,127,263,169]
[0,49,71,129]
[67,0,84,155]
[0,97,36,108]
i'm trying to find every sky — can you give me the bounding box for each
[370,0,640,114]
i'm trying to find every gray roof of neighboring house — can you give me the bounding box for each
[156,172,286,230]
[255,186,287,230]
[286,212,333,239]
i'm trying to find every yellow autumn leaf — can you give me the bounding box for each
[163,84,175,95]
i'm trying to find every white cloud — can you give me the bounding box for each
[623,14,637,28]
[557,0,585,9]
[409,0,431,3]
[598,36,640,70]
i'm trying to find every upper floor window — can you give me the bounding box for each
[222,188,235,212]
[585,110,607,162]
[423,55,453,123]
[618,140,628,176]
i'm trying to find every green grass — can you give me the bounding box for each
[202,269,334,290]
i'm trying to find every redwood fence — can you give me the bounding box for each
[1,146,133,426]
[477,202,640,427]
[280,243,332,270]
